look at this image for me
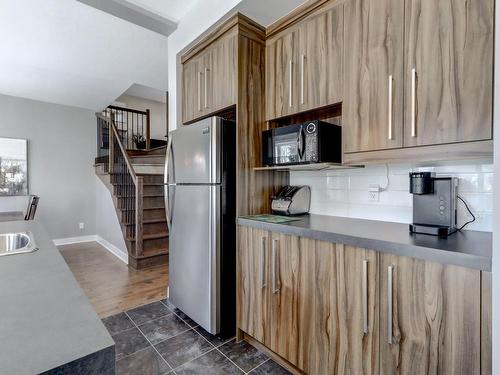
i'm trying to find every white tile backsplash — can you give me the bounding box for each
[290,161,493,232]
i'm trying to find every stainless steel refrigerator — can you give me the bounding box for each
[164,116,236,336]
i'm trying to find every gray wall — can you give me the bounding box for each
[0,94,96,239]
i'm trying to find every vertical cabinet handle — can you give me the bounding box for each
[288,59,293,108]
[204,67,209,109]
[362,260,369,334]
[300,54,305,105]
[271,239,280,294]
[260,236,267,288]
[388,75,393,140]
[387,265,394,344]
[411,68,417,137]
[197,71,203,112]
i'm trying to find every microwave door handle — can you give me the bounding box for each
[298,127,306,161]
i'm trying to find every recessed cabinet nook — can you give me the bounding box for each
[179,0,494,373]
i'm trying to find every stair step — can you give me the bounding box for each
[130,155,165,165]
[122,218,167,226]
[119,205,165,211]
[116,194,163,198]
[126,232,169,242]
[140,247,168,259]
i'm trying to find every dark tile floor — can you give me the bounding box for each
[102,299,292,375]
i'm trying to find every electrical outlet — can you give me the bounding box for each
[368,184,380,202]
[79,222,85,230]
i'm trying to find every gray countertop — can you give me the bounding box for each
[0,211,24,222]
[237,214,492,271]
[0,221,114,374]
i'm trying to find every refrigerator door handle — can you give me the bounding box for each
[164,137,174,231]
[209,185,221,332]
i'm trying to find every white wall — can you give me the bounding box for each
[95,177,128,257]
[291,161,493,232]
[492,0,500,369]
[0,94,96,239]
[115,94,167,140]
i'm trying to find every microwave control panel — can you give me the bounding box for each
[304,123,318,162]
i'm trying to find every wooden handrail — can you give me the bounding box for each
[107,105,148,115]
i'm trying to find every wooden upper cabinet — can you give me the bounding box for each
[298,3,343,113]
[266,28,299,120]
[199,50,212,115]
[380,254,481,375]
[237,226,269,344]
[266,2,344,120]
[403,0,494,147]
[181,28,238,124]
[210,31,237,113]
[182,56,201,124]
[343,0,405,153]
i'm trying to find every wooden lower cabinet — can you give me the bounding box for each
[237,226,269,343]
[237,226,487,375]
[380,254,481,375]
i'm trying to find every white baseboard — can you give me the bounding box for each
[53,235,128,264]
[95,237,129,264]
[53,235,99,246]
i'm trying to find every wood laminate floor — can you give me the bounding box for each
[59,241,168,318]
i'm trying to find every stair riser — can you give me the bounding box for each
[144,196,165,209]
[143,221,168,235]
[120,209,166,222]
[128,253,168,269]
[129,237,168,253]
[144,185,165,196]
[143,208,167,221]
[116,196,164,210]
[141,175,164,184]
[130,156,165,164]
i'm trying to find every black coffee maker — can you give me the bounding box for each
[409,172,458,237]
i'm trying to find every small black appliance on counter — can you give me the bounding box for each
[262,120,341,166]
[409,172,458,237]
[271,185,311,216]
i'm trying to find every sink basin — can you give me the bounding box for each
[0,232,38,257]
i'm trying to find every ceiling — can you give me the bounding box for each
[126,0,199,21]
[0,0,169,110]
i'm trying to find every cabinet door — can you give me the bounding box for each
[182,57,200,124]
[298,4,343,112]
[211,31,237,112]
[295,237,337,374]
[334,245,379,375]
[266,232,300,362]
[380,254,481,375]
[404,0,493,147]
[265,29,299,120]
[237,226,269,343]
[344,0,404,153]
[199,50,212,116]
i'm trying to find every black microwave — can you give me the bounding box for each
[262,120,342,166]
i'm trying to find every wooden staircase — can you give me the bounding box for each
[95,113,168,269]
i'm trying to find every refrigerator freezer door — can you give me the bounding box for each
[167,117,222,184]
[169,184,221,334]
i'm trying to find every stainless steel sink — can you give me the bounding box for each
[0,232,38,257]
